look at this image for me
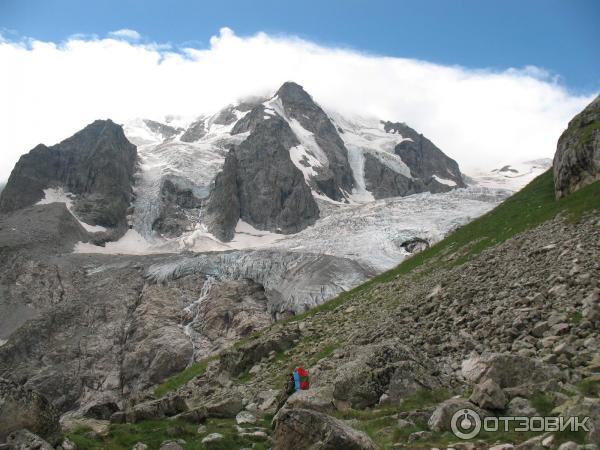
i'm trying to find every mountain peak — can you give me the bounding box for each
[275,81,313,105]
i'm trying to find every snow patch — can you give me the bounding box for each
[432,175,457,187]
[37,188,107,233]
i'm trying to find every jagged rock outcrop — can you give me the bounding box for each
[143,119,183,140]
[383,120,465,188]
[205,116,319,241]
[553,94,600,198]
[180,118,206,142]
[0,378,60,442]
[360,119,466,199]
[152,176,203,237]
[0,119,137,232]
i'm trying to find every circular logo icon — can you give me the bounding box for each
[451,408,481,440]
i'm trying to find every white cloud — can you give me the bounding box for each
[108,28,141,40]
[0,27,595,182]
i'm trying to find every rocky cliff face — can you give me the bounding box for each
[0,119,137,232]
[205,116,320,241]
[553,94,600,198]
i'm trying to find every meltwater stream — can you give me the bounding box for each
[181,276,217,364]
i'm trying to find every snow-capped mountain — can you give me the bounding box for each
[51,81,524,271]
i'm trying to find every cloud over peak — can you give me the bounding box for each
[0,27,595,181]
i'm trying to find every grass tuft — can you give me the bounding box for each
[154,355,218,398]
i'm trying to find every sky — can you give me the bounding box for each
[0,0,598,181]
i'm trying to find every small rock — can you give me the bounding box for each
[61,438,77,450]
[408,430,432,442]
[132,443,148,450]
[201,433,224,444]
[557,442,579,450]
[236,410,257,425]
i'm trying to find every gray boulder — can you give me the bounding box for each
[461,353,560,388]
[126,395,188,423]
[203,394,243,418]
[5,429,54,450]
[273,407,378,450]
[0,379,59,442]
[469,378,507,410]
[284,386,336,413]
[553,94,600,198]
[333,340,446,409]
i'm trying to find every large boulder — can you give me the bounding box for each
[469,379,507,411]
[461,353,560,388]
[333,340,446,409]
[0,378,59,442]
[273,407,378,450]
[5,429,54,450]
[553,94,600,198]
[284,386,336,413]
[126,395,188,423]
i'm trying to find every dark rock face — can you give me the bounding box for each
[277,82,354,201]
[152,176,203,237]
[205,117,319,241]
[382,120,465,189]
[273,408,378,450]
[0,378,60,442]
[553,95,600,198]
[143,120,183,140]
[0,120,137,231]
[363,154,453,199]
[180,119,206,142]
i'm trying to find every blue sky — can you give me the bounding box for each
[1,0,599,92]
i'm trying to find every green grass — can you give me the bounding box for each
[570,311,583,324]
[66,418,272,450]
[530,392,556,416]
[578,376,600,397]
[288,171,600,322]
[334,389,451,421]
[154,355,219,398]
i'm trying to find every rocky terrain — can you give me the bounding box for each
[0,93,598,450]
